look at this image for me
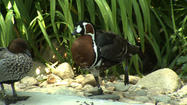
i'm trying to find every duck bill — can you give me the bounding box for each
[71,30,78,35]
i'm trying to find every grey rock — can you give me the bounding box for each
[128,84,142,92]
[156,102,172,105]
[123,91,136,98]
[153,95,171,103]
[119,98,155,105]
[86,87,100,95]
[134,96,150,103]
[89,94,120,100]
[101,86,115,94]
[112,82,130,92]
[169,100,180,105]
[135,89,147,96]
[136,68,182,93]
[119,98,139,103]
[105,86,115,91]
[52,62,74,79]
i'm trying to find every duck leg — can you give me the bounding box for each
[11,83,29,100]
[124,61,129,85]
[91,69,103,95]
[11,83,17,97]
[94,76,103,95]
[3,83,30,105]
[0,83,6,97]
[0,83,10,105]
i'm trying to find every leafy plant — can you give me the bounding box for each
[0,0,186,77]
[0,1,15,47]
[176,56,187,76]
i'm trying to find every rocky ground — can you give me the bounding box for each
[1,61,187,105]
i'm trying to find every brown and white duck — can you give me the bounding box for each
[71,21,140,94]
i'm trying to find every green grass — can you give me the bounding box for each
[0,0,186,76]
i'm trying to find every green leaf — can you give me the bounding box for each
[50,0,60,42]
[95,0,113,31]
[37,10,63,62]
[76,0,84,21]
[132,0,145,51]
[0,13,6,46]
[181,64,187,72]
[86,0,95,24]
[5,9,14,44]
[177,56,187,65]
[13,0,29,39]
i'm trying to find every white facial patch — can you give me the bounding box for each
[83,22,88,26]
[76,25,82,33]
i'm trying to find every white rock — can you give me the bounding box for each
[28,61,48,77]
[75,75,84,83]
[52,62,74,79]
[21,76,37,85]
[134,96,150,103]
[75,74,96,86]
[82,74,96,86]
[129,75,141,84]
[105,86,115,91]
[70,82,82,88]
[47,74,62,84]
[179,97,187,105]
[176,84,187,97]
[40,81,48,87]
[120,75,140,84]
[36,74,48,82]
[59,78,74,86]
[111,82,129,92]
[136,68,182,93]
[153,95,171,103]
[83,84,94,91]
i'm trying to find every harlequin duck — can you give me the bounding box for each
[71,21,140,94]
[0,38,33,104]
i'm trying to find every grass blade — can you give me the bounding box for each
[86,0,95,24]
[50,0,60,42]
[76,0,84,21]
[37,10,63,62]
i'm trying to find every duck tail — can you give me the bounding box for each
[128,43,143,58]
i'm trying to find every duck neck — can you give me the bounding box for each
[87,32,100,68]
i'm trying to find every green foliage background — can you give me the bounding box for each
[0,0,186,76]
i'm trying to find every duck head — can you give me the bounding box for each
[72,21,95,36]
[8,38,31,56]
